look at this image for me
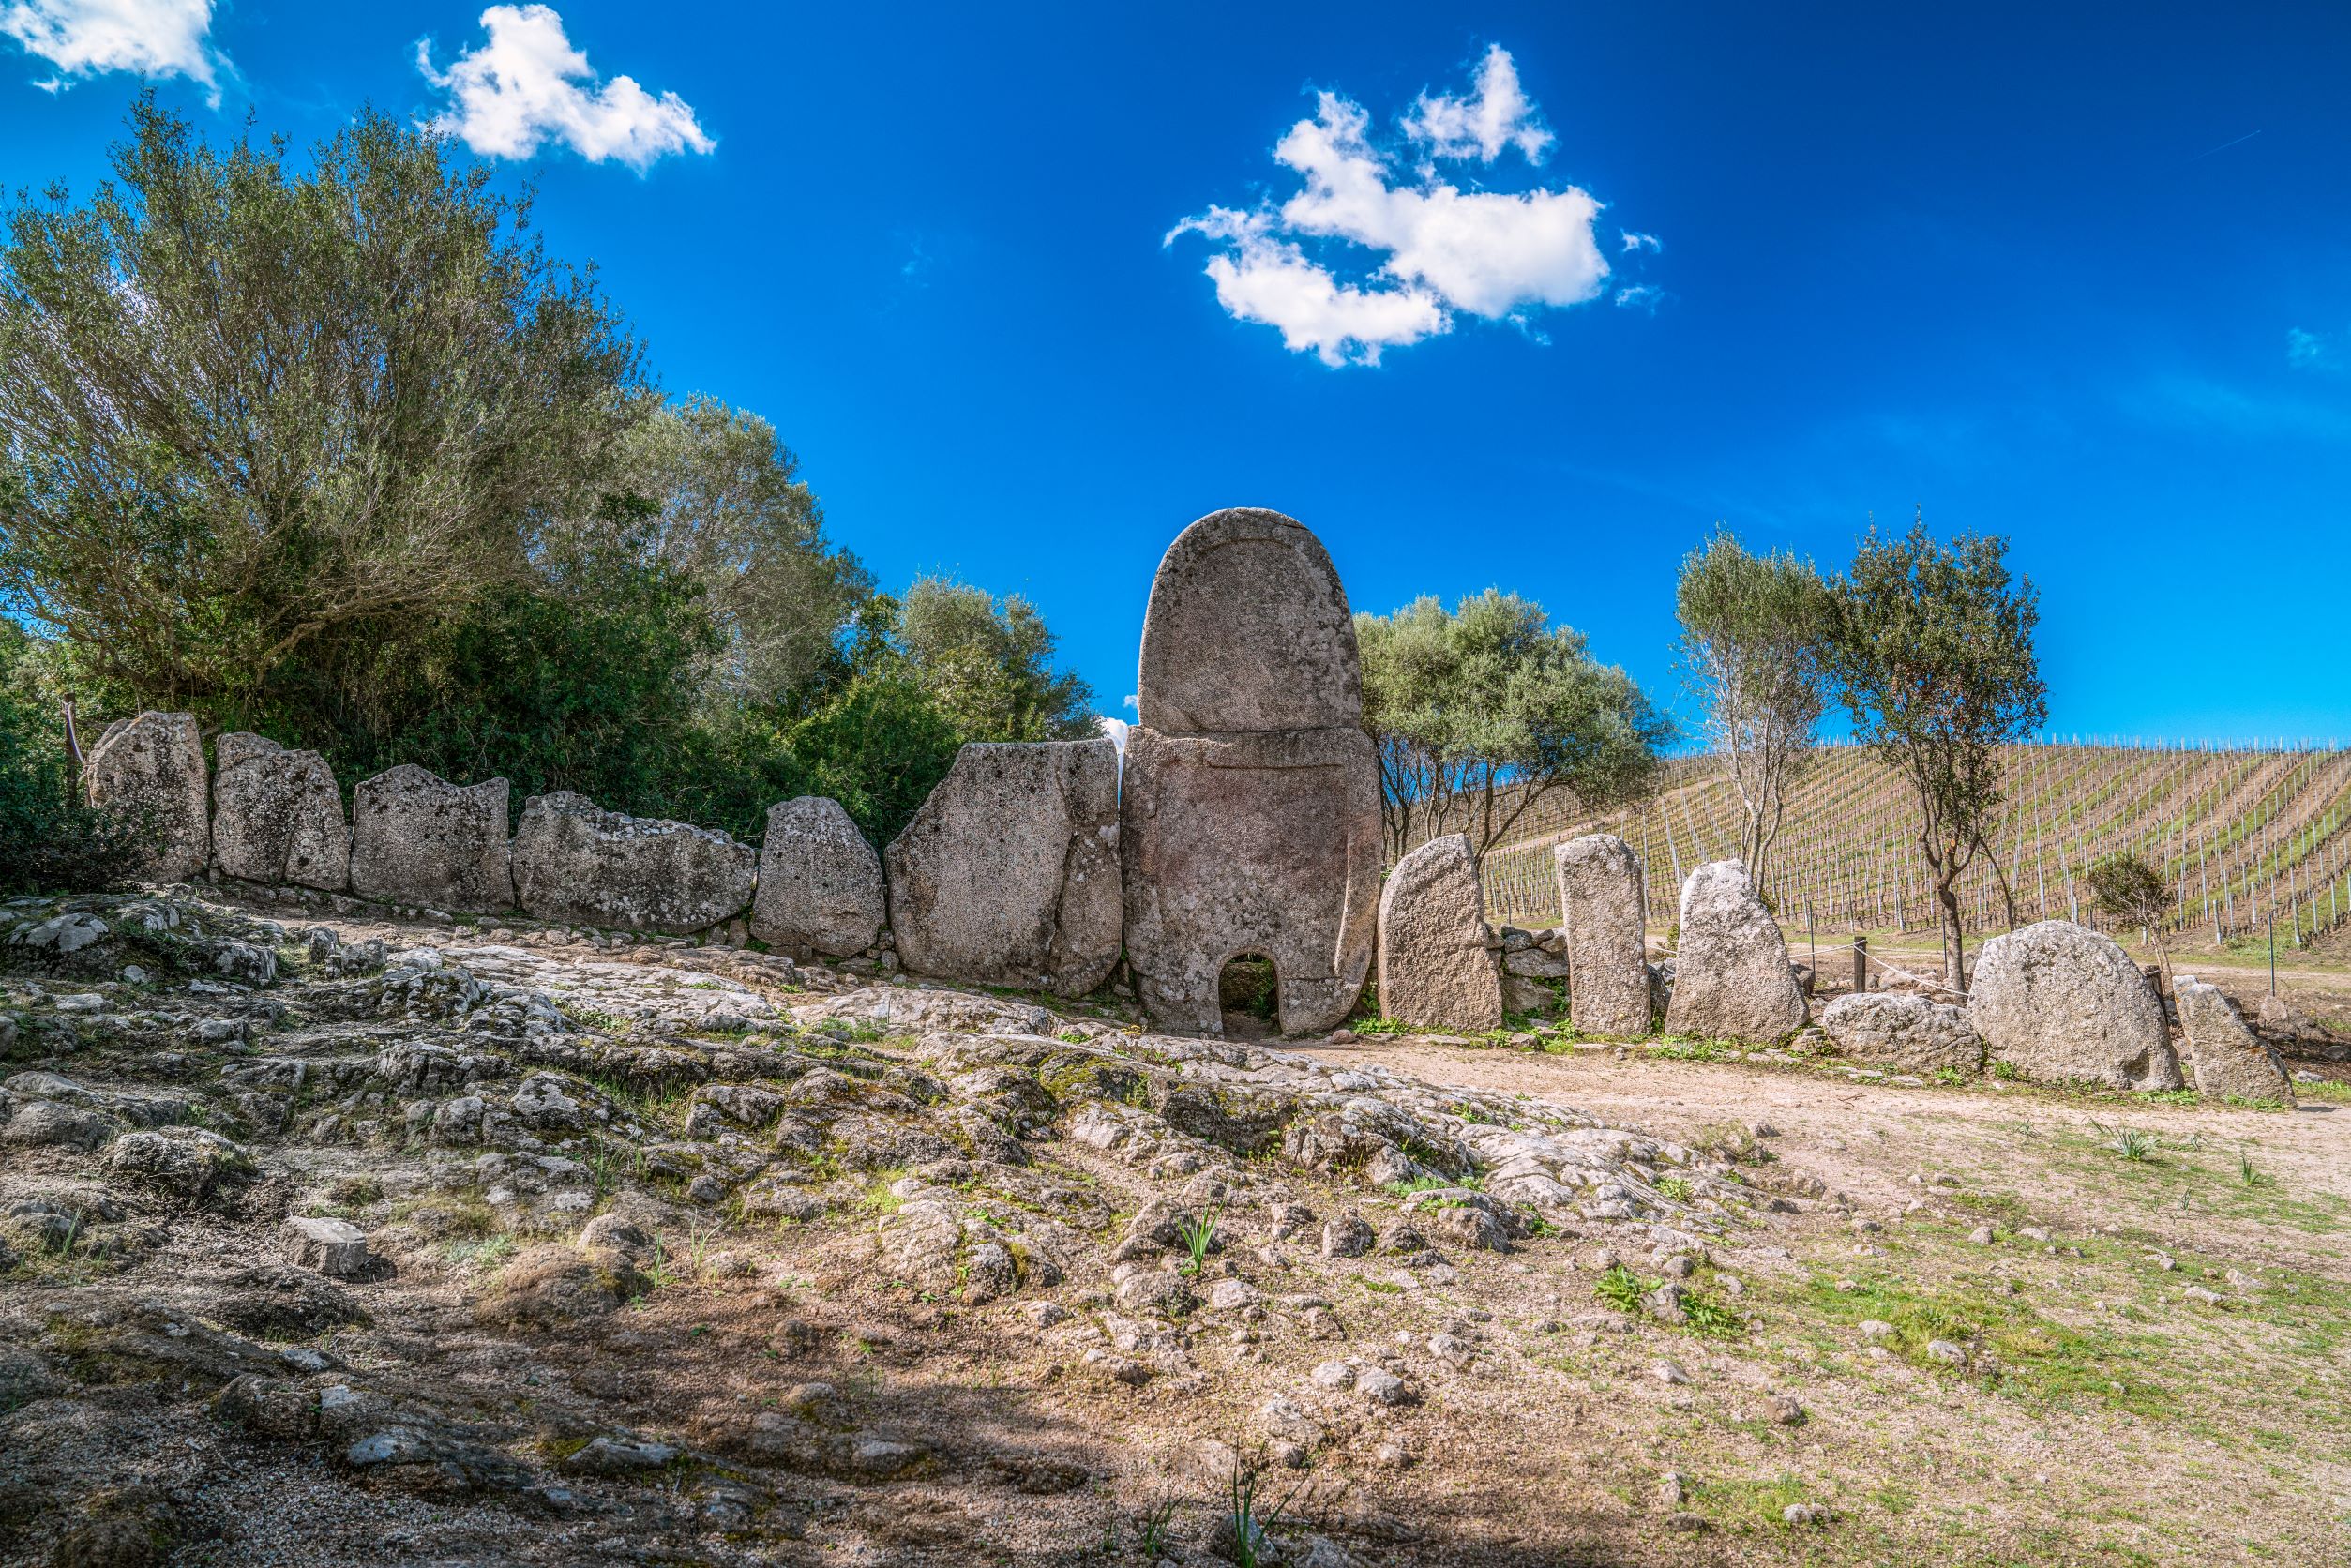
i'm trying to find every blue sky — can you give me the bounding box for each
[5,2,2349,743]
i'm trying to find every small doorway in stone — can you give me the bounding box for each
[1217,954,1281,1039]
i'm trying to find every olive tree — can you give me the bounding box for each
[1675,528,1833,889]
[894,576,1097,742]
[2086,852,2174,992]
[1825,518,2047,987]
[602,395,874,705]
[1356,589,1668,864]
[0,98,642,711]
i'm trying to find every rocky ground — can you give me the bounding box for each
[4,889,2347,1566]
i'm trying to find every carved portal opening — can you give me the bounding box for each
[1217,953,1280,1038]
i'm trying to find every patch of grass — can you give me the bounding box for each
[1648,1036,1743,1063]
[1794,1269,2175,1419]
[2091,1121,2161,1162]
[1990,1059,2022,1081]
[1350,1015,1408,1037]
[1175,1203,1223,1277]
[1683,1290,1746,1337]
[1690,1471,1821,1534]
[437,1234,516,1270]
[1385,1172,1482,1197]
[1654,1175,1695,1203]
[857,1168,911,1216]
[2238,1148,2277,1188]
[1595,1263,1647,1314]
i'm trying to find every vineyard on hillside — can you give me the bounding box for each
[1472,739,2351,946]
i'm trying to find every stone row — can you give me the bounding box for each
[1372,829,2295,1100]
[81,712,1123,995]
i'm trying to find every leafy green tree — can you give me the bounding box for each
[894,576,1097,742]
[0,98,642,716]
[600,395,873,705]
[1676,528,1834,890]
[1826,517,2048,987]
[785,672,962,844]
[1356,589,1668,863]
[2087,851,2174,991]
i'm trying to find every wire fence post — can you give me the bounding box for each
[1853,934,1870,995]
[2268,911,2277,996]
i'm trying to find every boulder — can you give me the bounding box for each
[885,739,1121,996]
[1375,835,1502,1033]
[1818,992,1984,1075]
[1662,861,1807,1043]
[1553,834,1650,1037]
[279,1215,374,1278]
[1966,921,2182,1090]
[348,765,514,912]
[2175,980,2295,1104]
[749,796,886,957]
[211,733,351,890]
[83,711,208,880]
[1123,508,1380,1035]
[511,791,755,932]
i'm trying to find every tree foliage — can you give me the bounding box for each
[0,625,149,894]
[1826,517,2047,986]
[1357,589,1668,863]
[2086,851,2174,990]
[0,97,640,710]
[894,576,1097,742]
[1676,528,1833,888]
[0,104,1095,862]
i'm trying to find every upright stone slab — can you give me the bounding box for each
[1123,508,1382,1035]
[349,764,514,913]
[885,739,1121,996]
[750,796,885,957]
[83,712,208,881]
[1662,860,1808,1043]
[211,733,351,890]
[512,792,756,932]
[2175,979,2295,1104]
[1553,834,1650,1037]
[1376,834,1502,1033]
[1967,921,2182,1090]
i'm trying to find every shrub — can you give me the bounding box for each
[0,686,150,894]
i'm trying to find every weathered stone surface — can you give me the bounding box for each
[512,792,754,933]
[1123,726,1381,1034]
[1376,835,1501,1033]
[2176,980,2295,1103]
[1123,508,1379,1036]
[750,796,885,957]
[1662,861,1807,1043]
[1554,834,1650,1037]
[1967,921,2183,1090]
[885,740,1120,996]
[1818,992,1984,1075]
[211,733,350,890]
[83,712,208,880]
[349,765,515,913]
[1135,507,1362,734]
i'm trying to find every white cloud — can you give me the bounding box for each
[1,0,224,101]
[2287,326,2335,371]
[1614,283,1664,312]
[1399,42,1551,164]
[418,5,713,171]
[1168,46,1631,367]
[1620,230,1661,253]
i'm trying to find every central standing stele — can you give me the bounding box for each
[1119,507,1385,1034]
